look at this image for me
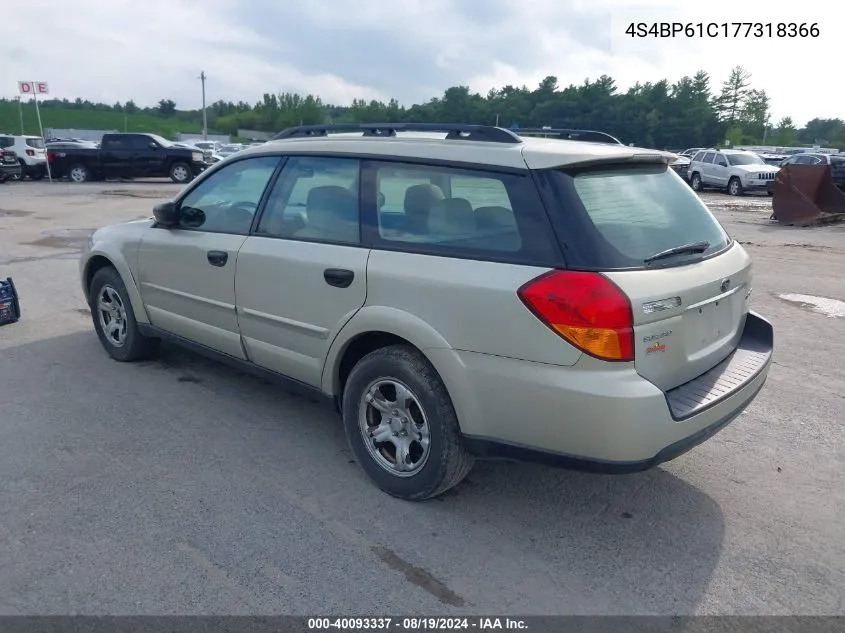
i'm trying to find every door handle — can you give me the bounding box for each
[207,250,228,267]
[324,268,354,288]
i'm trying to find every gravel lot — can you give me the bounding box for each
[0,180,842,615]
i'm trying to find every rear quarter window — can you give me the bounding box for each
[539,165,732,270]
[25,138,45,149]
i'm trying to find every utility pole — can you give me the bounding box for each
[199,71,208,140]
[16,97,24,134]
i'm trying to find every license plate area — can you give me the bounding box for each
[687,299,734,348]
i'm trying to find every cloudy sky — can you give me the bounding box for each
[0,0,835,127]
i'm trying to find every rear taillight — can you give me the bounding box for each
[26,149,35,157]
[517,271,634,362]
[47,152,54,163]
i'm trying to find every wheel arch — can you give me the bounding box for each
[322,306,474,426]
[83,251,150,324]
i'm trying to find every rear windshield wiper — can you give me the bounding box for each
[644,241,710,264]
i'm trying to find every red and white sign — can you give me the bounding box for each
[18,81,49,95]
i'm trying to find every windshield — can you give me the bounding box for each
[194,142,214,149]
[542,165,731,269]
[727,153,765,166]
[147,134,173,147]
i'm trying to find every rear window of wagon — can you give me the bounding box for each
[538,164,732,270]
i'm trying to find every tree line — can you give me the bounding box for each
[3,65,843,149]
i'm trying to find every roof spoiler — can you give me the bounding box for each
[515,128,623,145]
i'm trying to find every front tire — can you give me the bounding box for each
[88,266,158,362]
[690,172,703,191]
[728,177,744,196]
[342,344,474,501]
[169,162,192,184]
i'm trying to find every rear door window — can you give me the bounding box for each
[539,165,731,270]
[365,161,558,263]
[702,152,716,164]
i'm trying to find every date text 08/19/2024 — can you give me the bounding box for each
[307,617,528,630]
[625,22,819,38]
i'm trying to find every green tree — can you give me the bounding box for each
[771,116,798,146]
[715,65,752,125]
[157,99,177,117]
[741,89,771,141]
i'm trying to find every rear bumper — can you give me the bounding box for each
[451,311,773,473]
[0,163,22,179]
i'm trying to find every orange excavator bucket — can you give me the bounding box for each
[771,164,845,226]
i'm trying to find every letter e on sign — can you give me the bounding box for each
[18,81,33,95]
[35,82,49,94]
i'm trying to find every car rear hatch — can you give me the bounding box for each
[25,137,47,160]
[534,158,756,393]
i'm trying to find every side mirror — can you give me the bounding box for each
[149,142,159,150]
[153,201,178,226]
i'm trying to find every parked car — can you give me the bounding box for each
[669,154,691,180]
[173,142,222,165]
[687,149,779,196]
[0,148,23,183]
[758,153,787,166]
[48,133,208,183]
[217,143,243,158]
[188,140,221,153]
[678,147,705,158]
[79,122,773,500]
[0,134,48,180]
[182,140,227,164]
[767,152,845,195]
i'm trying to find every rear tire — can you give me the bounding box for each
[341,344,474,501]
[728,177,744,196]
[89,266,159,362]
[690,172,703,191]
[69,164,91,183]
[169,162,192,184]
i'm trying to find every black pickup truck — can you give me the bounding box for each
[48,133,208,184]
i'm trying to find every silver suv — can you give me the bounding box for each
[79,123,774,500]
[688,148,779,196]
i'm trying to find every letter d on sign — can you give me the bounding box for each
[18,81,33,94]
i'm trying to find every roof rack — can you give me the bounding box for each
[271,123,522,144]
[515,128,623,145]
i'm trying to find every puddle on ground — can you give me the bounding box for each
[20,228,95,250]
[0,209,32,218]
[777,293,845,318]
